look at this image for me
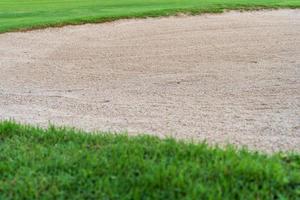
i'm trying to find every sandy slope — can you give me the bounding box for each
[0,10,299,152]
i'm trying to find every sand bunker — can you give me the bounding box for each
[0,10,299,152]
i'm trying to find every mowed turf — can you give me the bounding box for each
[0,121,299,199]
[0,0,299,33]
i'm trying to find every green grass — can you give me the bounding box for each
[0,121,299,199]
[0,0,300,33]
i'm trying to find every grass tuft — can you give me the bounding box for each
[0,120,299,199]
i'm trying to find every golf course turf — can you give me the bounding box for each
[1,1,300,199]
[0,0,300,33]
[0,121,299,199]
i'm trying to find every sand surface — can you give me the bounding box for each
[0,10,299,152]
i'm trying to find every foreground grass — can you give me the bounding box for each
[0,121,299,199]
[0,0,300,33]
